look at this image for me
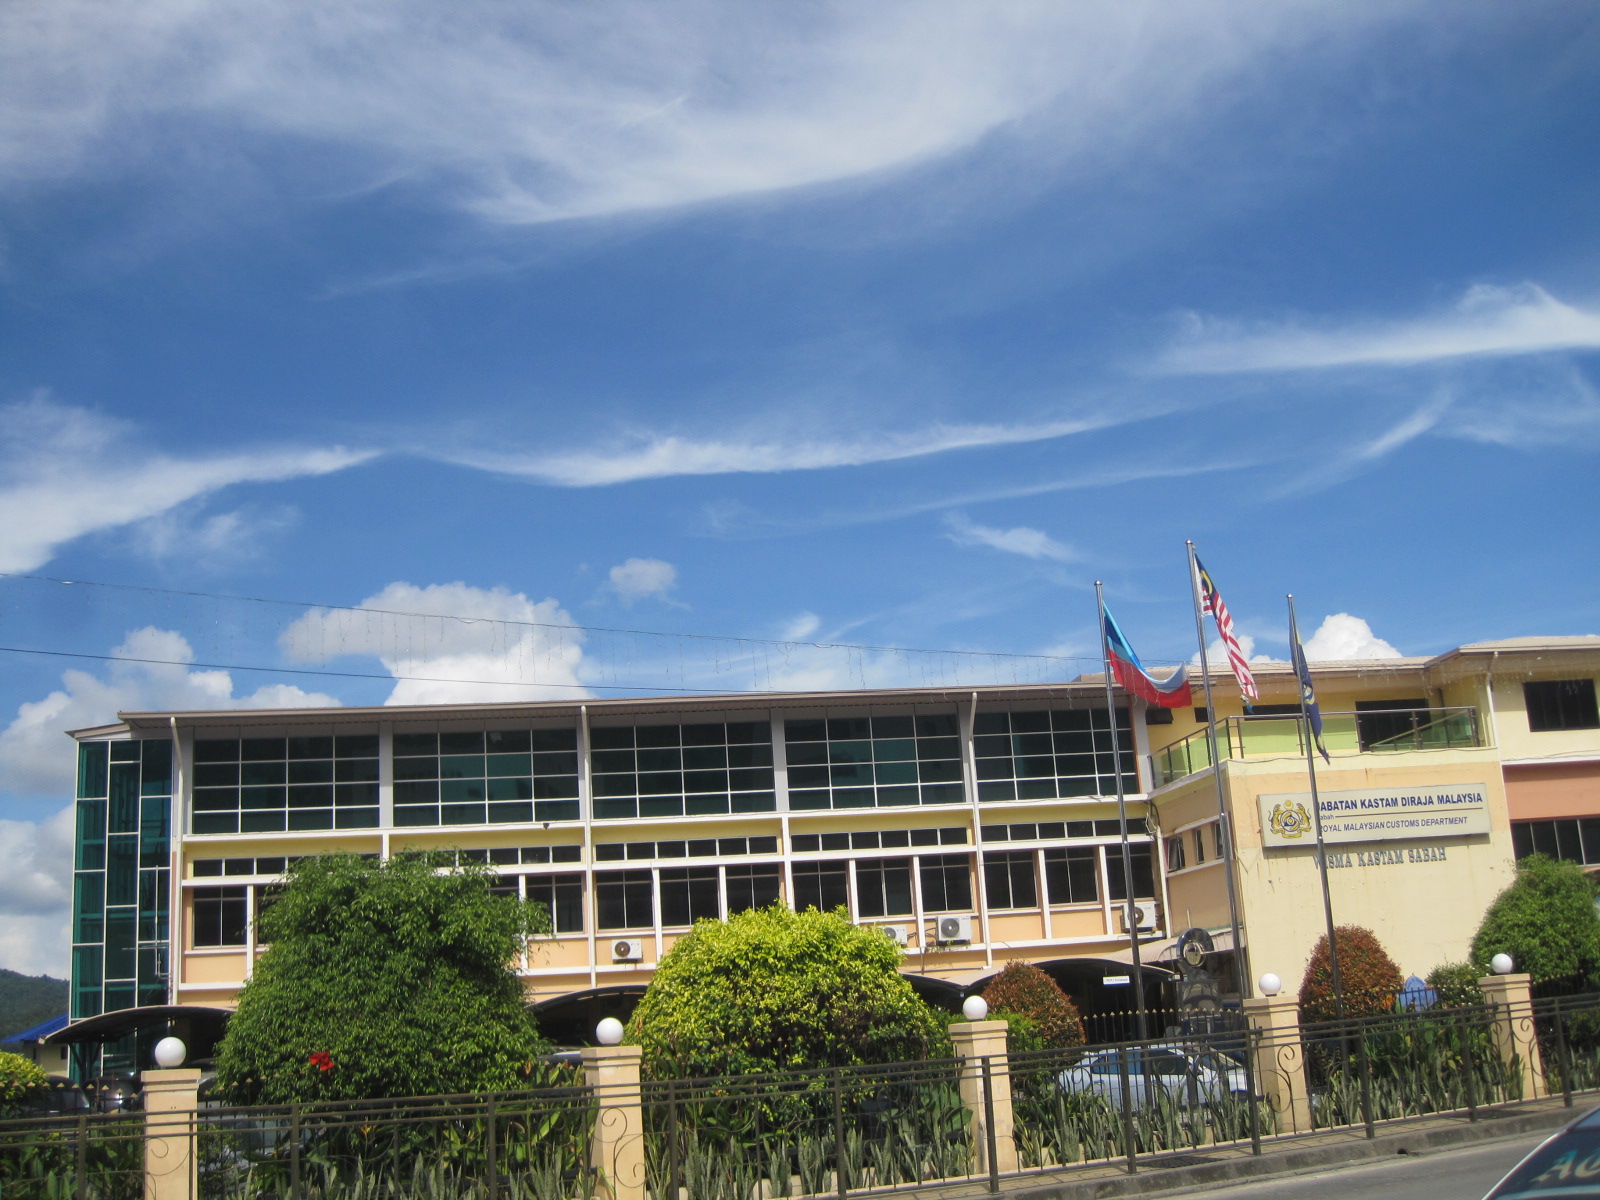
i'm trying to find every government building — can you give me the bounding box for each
[56,636,1600,1077]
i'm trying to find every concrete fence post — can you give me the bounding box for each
[1479,972,1544,1100]
[582,1044,646,1200]
[949,1020,1018,1176]
[141,1068,201,1200]
[1241,996,1312,1134]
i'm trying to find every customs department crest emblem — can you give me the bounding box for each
[1268,799,1312,840]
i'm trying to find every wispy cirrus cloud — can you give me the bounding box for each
[0,2,1417,227]
[0,396,375,573]
[1158,284,1600,374]
[444,417,1112,486]
[943,513,1075,562]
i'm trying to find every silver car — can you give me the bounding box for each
[1057,1043,1250,1108]
[1482,1106,1600,1198]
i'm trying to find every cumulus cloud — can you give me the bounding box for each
[281,582,587,704]
[0,807,75,975]
[0,2,1410,227]
[943,513,1075,562]
[1158,284,1600,375]
[1193,633,1278,667]
[448,417,1111,486]
[0,396,373,573]
[1302,614,1403,661]
[606,558,678,604]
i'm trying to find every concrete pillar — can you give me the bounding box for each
[1242,996,1311,1134]
[142,1068,201,1200]
[1479,972,1544,1100]
[949,1020,1018,1176]
[582,1044,646,1200]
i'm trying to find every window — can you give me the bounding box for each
[972,708,1137,802]
[1213,823,1226,861]
[1192,828,1207,865]
[1106,845,1156,900]
[791,827,966,851]
[785,713,964,810]
[983,851,1037,910]
[1513,818,1600,866]
[194,734,380,834]
[193,886,248,947]
[596,871,654,930]
[725,865,781,914]
[525,874,585,934]
[855,858,914,918]
[1165,836,1186,872]
[1525,680,1600,733]
[1043,847,1098,905]
[591,721,775,820]
[660,868,721,926]
[394,727,579,827]
[597,836,778,861]
[919,854,972,912]
[1354,699,1431,749]
[792,862,848,912]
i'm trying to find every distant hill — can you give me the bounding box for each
[0,967,69,1041]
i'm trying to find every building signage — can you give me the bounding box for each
[1256,783,1490,849]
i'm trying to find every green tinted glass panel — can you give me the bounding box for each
[108,763,140,833]
[140,796,169,866]
[74,873,104,942]
[140,739,172,795]
[104,910,136,979]
[78,743,109,799]
[76,799,106,870]
[106,835,138,905]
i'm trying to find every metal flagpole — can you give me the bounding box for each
[1185,542,1253,1000]
[1096,580,1150,1043]
[1288,593,1345,1019]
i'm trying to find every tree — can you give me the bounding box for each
[1425,961,1482,1008]
[1297,926,1404,1023]
[627,905,951,1079]
[1470,854,1600,983]
[979,962,1085,1050]
[0,1051,47,1116]
[214,852,549,1103]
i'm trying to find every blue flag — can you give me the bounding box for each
[1289,630,1331,763]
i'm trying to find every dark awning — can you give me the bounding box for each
[43,1006,233,1046]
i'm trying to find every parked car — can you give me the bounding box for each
[1058,1043,1251,1109]
[1483,1105,1600,1198]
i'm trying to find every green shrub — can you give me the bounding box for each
[628,904,952,1078]
[1297,926,1404,1023]
[0,1050,47,1114]
[1426,961,1483,1008]
[991,1011,1045,1053]
[1470,854,1600,983]
[214,851,550,1103]
[979,962,1085,1050]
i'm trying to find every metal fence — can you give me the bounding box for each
[6,990,1600,1200]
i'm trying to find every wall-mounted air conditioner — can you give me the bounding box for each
[611,938,645,962]
[1119,903,1158,933]
[935,915,974,944]
[881,925,910,946]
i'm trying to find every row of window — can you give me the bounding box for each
[595,836,778,861]
[790,827,968,852]
[1164,823,1225,873]
[981,818,1149,842]
[1511,818,1600,866]
[188,844,1157,947]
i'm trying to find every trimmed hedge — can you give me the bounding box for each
[1298,926,1404,1022]
[979,961,1085,1050]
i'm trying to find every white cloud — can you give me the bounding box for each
[0,396,374,573]
[1193,633,1279,667]
[132,502,299,568]
[1159,284,1600,375]
[280,582,587,704]
[447,417,1110,486]
[943,513,1075,562]
[0,2,1412,227]
[1302,613,1402,661]
[0,805,74,975]
[606,558,678,604]
[780,613,822,642]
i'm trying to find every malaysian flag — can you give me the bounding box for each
[1194,556,1258,704]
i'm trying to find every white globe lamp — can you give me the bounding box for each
[153,1037,187,1069]
[595,1018,625,1046]
[962,995,989,1021]
[1258,973,1282,997]
[1491,953,1514,976]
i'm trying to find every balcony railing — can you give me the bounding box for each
[1151,706,1483,788]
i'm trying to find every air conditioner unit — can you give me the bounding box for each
[611,938,645,962]
[936,915,974,944]
[881,924,910,946]
[1119,904,1158,933]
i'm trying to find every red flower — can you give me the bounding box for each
[309,1051,334,1072]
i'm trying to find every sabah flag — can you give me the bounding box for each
[1103,607,1193,708]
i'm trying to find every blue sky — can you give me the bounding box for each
[1,1,1598,973]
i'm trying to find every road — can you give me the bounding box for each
[1164,1130,1548,1199]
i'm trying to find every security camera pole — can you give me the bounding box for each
[1096,580,1149,1044]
